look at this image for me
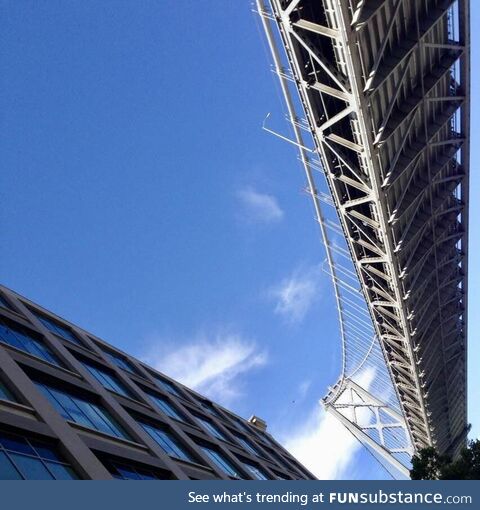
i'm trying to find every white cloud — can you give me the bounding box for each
[283,406,358,479]
[298,379,312,399]
[237,188,283,224]
[143,332,267,406]
[281,368,375,479]
[269,265,322,323]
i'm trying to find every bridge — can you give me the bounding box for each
[257,0,470,477]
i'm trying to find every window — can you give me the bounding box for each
[0,381,15,402]
[0,319,61,366]
[106,461,161,480]
[200,446,242,478]
[234,434,260,457]
[0,295,13,311]
[35,382,130,441]
[255,429,276,447]
[140,423,193,463]
[104,351,137,375]
[196,416,228,442]
[81,361,132,398]
[264,447,288,467]
[243,461,269,480]
[145,392,186,422]
[153,376,182,397]
[228,414,252,434]
[33,312,82,346]
[0,430,77,479]
[198,400,223,419]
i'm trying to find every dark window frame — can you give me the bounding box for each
[31,311,83,347]
[0,318,62,367]
[35,381,131,441]
[0,429,78,480]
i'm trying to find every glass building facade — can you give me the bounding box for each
[0,285,315,480]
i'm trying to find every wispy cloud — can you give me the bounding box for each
[281,368,375,479]
[236,187,284,224]
[298,379,312,399]
[143,331,268,406]
[269,265,322,323]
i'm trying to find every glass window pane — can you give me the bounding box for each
[0,451,22,479]
[141,424,193,462]
[0,296,12,310]
[198,401,222,418]
[244,462,269,480]
[22,335,48,359]
[0,381,15,402]
[139,473,158,480]
[0,431,77,479]
[235,436,259,456]
[108,377,129,397]
[0,322,23,349]
[56,328,80,345]
[51,390,91,427]
[0,321,60,366]
[105,352,136,374]
[31,339,60,365]
[82,362,131,398]
[46,462,78,480]
[154,377,181,397]
[0,434,35,455]
[197,417,227,441]
[36,382,129,440]
[116,465,141,480]
[153,432,176,457]
[35,313,82,346]
[74,400,114,435]
[35,384,71,420]
[102,373,117,392]
[38,317,51,330]
[103,374,126,396]
[108,461,159,480]
[76,400,129,440]
[90,405,128,439]
[230,416,251,434]
[148,394,184,421]
[31,441,61,462]
[201,446,241,478]
[11,454,54,480]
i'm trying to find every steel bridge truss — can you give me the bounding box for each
[325,377,413,478]
[257,0,469,475]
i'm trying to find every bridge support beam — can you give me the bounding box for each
[324,378,412,479]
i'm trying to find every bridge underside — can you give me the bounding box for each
[260,0,469,462]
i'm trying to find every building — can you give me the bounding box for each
[0,285,315,480]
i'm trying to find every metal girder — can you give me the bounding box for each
[376,52,463,144]
[365,0,456,92]
[384,101,464,186]
[324,378,412,478]
[352,0,389,29]
[258,0,469,476]
[390,146,463,221]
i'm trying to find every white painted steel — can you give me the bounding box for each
[256,0,469,476]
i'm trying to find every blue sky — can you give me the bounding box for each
[1,1,477,480]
